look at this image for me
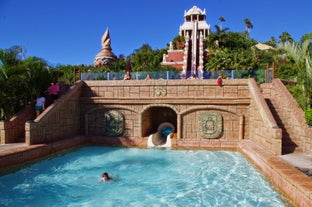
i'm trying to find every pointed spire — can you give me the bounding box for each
[94,27,117,67]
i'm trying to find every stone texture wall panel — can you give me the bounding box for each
[2,79,298,156]
[261,79,312,154]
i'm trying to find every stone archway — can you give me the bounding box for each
[141,106,177,137]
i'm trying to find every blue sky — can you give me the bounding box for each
[0,0,311,66]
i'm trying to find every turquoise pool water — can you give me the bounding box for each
[0,146,294,207]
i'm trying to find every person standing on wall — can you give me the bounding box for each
[48,82,60,102]
[123,70,132,80]
[35,93,46,117]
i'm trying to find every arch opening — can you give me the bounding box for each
[142,106,177,138]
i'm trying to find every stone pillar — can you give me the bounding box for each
[198,31,204,79]
[182,33,190,75]
[177,113,181,139]
[0,121,5,144]
[239,115,244,140]
[25,120,37,145]
[0,121,14,144]
[191,21,198,75]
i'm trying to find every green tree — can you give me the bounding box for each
[282,32,312,109]
[205,25,230,50]
[205,48,233,70]
[205,48,257,71]
[54,64,76,84]
[218,16,226,30]
[222,32,256,50]
[172,35,185,50]
[265,36,278,47]
[243,18,253,36]
[279,32,293,44]
[0,46,53,120]
[131,44,165,72]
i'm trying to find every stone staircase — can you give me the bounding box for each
[265,98,299,154]
[0,82,71,144]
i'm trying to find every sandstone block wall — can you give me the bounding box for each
[248,79,282,155]
[25,81,83,145]
[1,78,289,156]
[80,79,252,149]
[261,79,312,155]
[0,104,35,144]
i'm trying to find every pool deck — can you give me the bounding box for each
[1,139,312,207]
[0,143,28,152]
[281,153,312,170]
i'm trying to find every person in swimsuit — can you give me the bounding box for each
[101,172,112,182]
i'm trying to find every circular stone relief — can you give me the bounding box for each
[103,110,124,137]
[199,111,222,139]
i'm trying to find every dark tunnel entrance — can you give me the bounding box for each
[142,106,177,137]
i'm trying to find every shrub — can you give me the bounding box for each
[304,108,312,126]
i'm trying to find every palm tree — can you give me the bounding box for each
[172,35,185,50]
[0,46,53,120]
[265,36,278,47]
[0,46,25,119]
[0,45,24,68]
[205,25,230,49]
[243,18,253,35]
[218,16,225,30]
[279,32,293,44]
[282,33,312,108]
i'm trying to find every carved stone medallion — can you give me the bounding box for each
[199,111,222,139]
[155,87,167,97]
[103,110,124,137]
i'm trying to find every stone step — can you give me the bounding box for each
[265,98,299,154]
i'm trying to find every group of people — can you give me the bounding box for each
[187,73,198,80]
[122,71,153,80]
[35,82,60,117]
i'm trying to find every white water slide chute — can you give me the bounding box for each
[147,122,175,148]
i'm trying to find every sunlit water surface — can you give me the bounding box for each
[0,146,295,207]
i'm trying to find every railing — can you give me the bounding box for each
[81,69,269,83]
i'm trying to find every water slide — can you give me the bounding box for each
[147,122,175,148]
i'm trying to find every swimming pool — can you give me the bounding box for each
[0,146,294,207]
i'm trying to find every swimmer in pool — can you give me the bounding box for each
[101,172,112,182]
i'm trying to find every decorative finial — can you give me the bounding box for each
[94,27,117,67]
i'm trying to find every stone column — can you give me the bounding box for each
[25,120,37,145]
[198,31,204,79]
[239,115,244,140]
[177,113,181,140]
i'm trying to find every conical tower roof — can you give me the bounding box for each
[94,28,117,67]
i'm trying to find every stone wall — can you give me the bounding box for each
[80,79,251,149]
[79,79,283,154]
[261,79,312,155]
[1,78,292,156]
[248,79,282,155]
[25,81,83,145]
[0,103,35,144]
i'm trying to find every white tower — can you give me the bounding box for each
[179,6,210,77]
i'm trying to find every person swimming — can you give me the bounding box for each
[101,172,112,182]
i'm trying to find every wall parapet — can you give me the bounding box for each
[0,103,35,144]
[82,79,250,100]
[262,79,312,155]
[248,78,282,155]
